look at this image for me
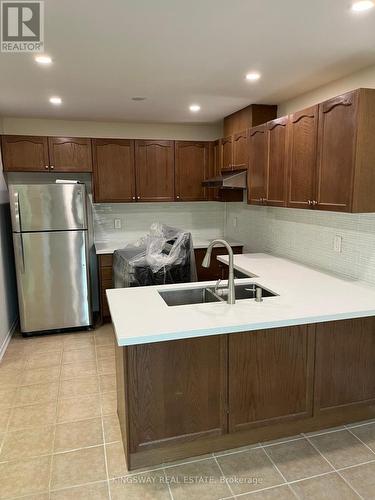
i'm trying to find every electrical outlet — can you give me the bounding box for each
[114,218,122,230]
[333,235,342,253]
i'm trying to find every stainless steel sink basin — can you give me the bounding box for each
[216,283,277,301]
[159,283,277,306]
[159,287,223,306]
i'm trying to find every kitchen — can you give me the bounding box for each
[1,1,375,499]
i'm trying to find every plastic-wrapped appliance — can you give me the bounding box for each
[113,223,197,288]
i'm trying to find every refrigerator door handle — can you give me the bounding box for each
[13,191,22,232]
[15,233,26,274]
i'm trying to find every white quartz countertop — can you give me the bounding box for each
[106,253,375,347]
[95,238,243,254]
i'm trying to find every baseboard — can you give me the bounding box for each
[0,317,19,362]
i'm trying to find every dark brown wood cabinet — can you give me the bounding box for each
[316,91,358,212]
[247,124,268,205]
[315,317,375,414]
[1,135,92,172]
[175,141,210,201]
[48,137,92,172]
[287,106,319,209]
[232,130,248,170]
[266,117,288,207]
[135,140,175,202]
[93,139,135,202]
[98,254,113,320]
[1,135,49,172]
[220,136,233,170]
[125,335,228,453]
[229,325,315,432]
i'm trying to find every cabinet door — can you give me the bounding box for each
[247,124,268,205]
[316,91,358,212]
[315,317,375,414]
[212,139,221,201]
[48,137,93,172]
[127,335,228,452]
[1,135,49,172]
[232,130,248,169]
[93,139,135,202]
[266,117,288,207]
[135,140,175,202]
[229,326,315,432]
[220,136,233,170]
[287,106,319,209]
[175,141,209,201]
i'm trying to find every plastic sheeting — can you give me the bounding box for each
[113,223,197,288]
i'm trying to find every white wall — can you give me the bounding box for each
[1,117,222,141]
[0,118,18,358]
[226,64,375,284]
[278,63,375,115]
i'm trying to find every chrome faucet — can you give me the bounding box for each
[202,239,236,304]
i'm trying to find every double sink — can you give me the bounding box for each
[159,283,277,307]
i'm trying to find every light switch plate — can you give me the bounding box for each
[114,218,122,230]
[334,235,342,253]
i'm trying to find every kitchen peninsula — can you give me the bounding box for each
[107,253,375,470]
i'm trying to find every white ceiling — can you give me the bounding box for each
[1,0,375,123]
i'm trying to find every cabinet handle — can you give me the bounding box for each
[307,200,312,206]
[176,195,180,199]
[45,165,49,169]
[132,196,135,200]
[50,165,54,170]
[137,196,140,200]
[312,200,318,206]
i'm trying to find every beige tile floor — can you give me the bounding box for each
[1,325,375,499]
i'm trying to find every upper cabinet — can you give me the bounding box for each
[1,135,92,172]
[48,137,92,172]
[135,140,175,202]
[266,117,288,207]
[220,136,233,170]
[247,124,268,205]
[232,130,248,170]
[175,141,210,201]
[1,135,49,172]
[93,139,135,203]
[316,91,358,212]
[287,106,319,209]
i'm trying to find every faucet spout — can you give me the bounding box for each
[202,239,235,304]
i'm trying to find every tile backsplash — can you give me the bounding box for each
[225,202,375,285]
[93,201,225,244]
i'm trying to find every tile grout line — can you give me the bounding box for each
[345,426,375,456]
[94,331,113,500]
[260,444,301,499]
[162,467,175,500]
[47,342,64,499]
[303,434,364,499]
[213,454,236,497]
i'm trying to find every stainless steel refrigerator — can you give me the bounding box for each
[9,183,94,334]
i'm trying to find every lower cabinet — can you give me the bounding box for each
[314,317,375,414]
[125,335,228,453]
[117,316,375,470]
[195,246,243,281]
[228,325,315,432]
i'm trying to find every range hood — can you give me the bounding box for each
[202,169,247,189]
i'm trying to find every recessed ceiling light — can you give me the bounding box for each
[35,55,52,65]
[49,96,62,105]
[131,97,147,101]
[189,104,201,112]
[351,0,374,11]
[246,72,261,81]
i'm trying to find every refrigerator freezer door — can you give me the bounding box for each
[9,184,87,232]
[13,230,92,333]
